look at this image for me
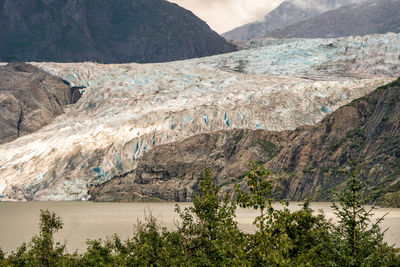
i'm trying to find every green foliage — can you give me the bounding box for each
[347,126,366,139]
[331,159,399,266]
[235,162,337,266]
[0,247,5,267]
[2,162,400,266]
[257,139,282,158]
[5,209,69,267]
[236,161,273,212]
[175,168,246,265]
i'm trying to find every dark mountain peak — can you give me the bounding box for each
[0,0,236,63]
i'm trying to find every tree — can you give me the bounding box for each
[175,168,246,265]
[331,159,399,266]
[235,161,337,266]
[6,209,67,267]
[0,247,5,266]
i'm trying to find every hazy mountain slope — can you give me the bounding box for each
[0,0,235,63]
[0,63,79,144]
[269,0,400,38]
[222,0,365,40]
[0,33,399,201]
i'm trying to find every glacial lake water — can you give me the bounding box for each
[0,202,399,254]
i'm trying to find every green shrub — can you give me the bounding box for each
[6,209,68,267]
[176,168,247,265]
[235,161,337,266]
[2,161,400,266]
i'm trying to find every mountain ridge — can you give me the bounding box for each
[268,0,400,38]
[222,0,365,40]
[0,0,236,63]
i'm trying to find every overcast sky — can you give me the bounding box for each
[169,0,284,34]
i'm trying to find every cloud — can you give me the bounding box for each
[169,0,284,33]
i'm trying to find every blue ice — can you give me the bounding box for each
[93,167,105,179]
[204,115,209,125]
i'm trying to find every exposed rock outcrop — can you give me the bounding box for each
[266,78,400,202]
[0,0,235,63]
[89,130,291,202]
[0,63,79,144]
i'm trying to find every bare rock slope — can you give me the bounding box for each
[264,78,400,202]
[0,63,79,144]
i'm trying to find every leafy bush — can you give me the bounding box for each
[235,161,337,266]
[1,161,399,266]
[175,168,246,265]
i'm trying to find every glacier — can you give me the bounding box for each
[0,33,399,201]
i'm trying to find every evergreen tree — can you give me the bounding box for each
[235,161,337,266]
[175,168,246,265]
[331,159,399,266]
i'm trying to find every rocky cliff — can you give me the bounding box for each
[0,0,235,63]
[0,33,399,201]
[88,129,292,202]
[266,78,400,202]
[0,63,79,144]
[222,0,365,40]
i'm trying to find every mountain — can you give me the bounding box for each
[0,63,80,144]
[0,33,398,201]
[269,0,400,38]
[222,0,365,40]
[0,0,235,63]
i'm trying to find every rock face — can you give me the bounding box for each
[268,0,400,38]
[0,0,235,63]
[222,0,365,40]
[89,130,291,202]
[0,33,399,201]
[0,63,78,144]
[265,78,400,202]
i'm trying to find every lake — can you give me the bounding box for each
[1,202,399,254]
